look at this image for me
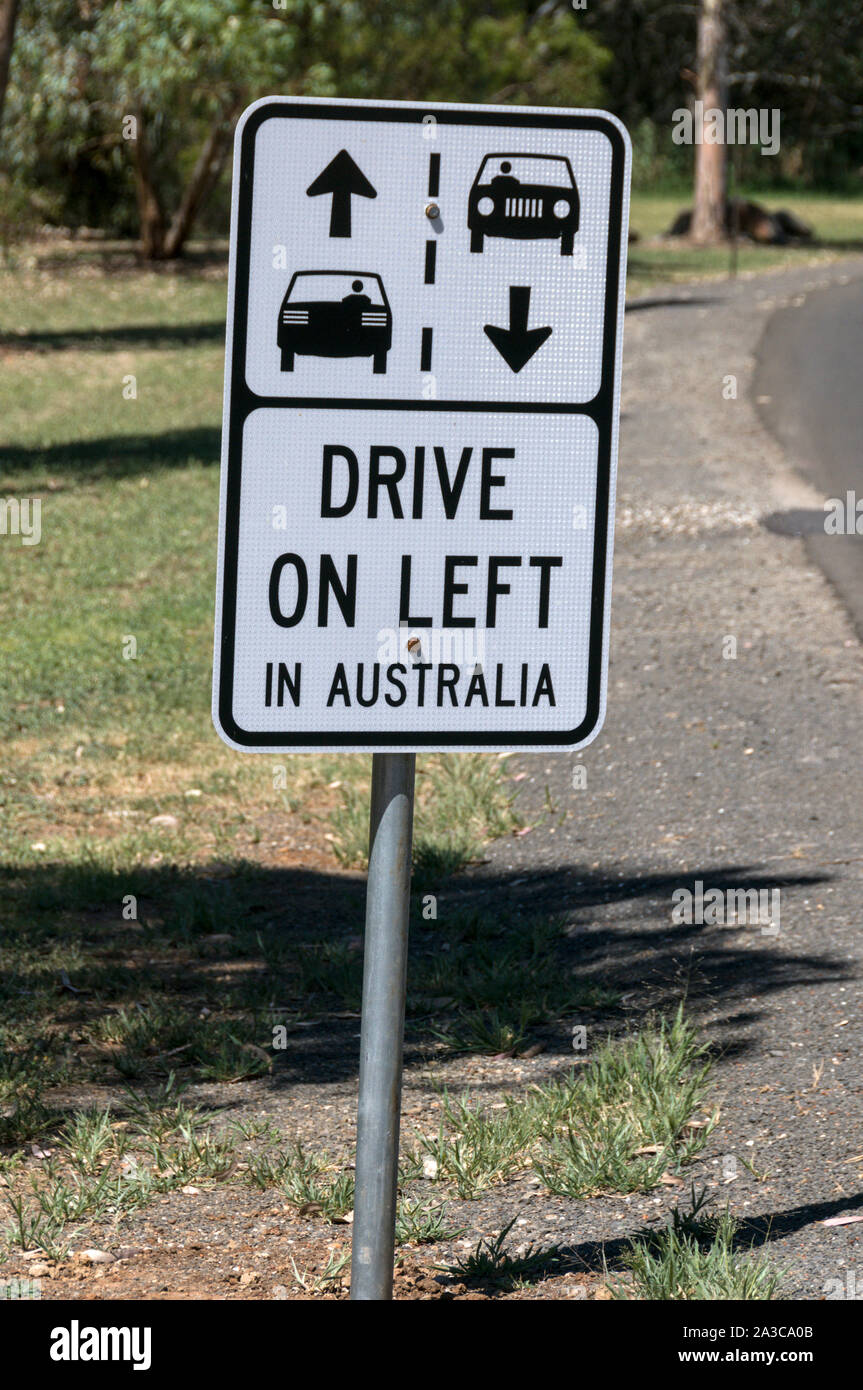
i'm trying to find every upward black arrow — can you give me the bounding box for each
[306,150,377,237]
[484,287,552,373]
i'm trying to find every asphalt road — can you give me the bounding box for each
[755,272,863,637]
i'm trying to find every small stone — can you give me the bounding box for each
[28,1262,51,1278]
[149,814,178,828]
[79,1249,115,1265]
[422,1156,439,1180]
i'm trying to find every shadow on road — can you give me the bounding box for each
[486,1185,863,1285]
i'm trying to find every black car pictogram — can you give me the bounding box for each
[467,154,580,255]
[277,271,392,373]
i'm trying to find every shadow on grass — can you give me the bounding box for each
[808,237,863,254]
[0,321,226,352]
[12,244,229,276]
[628,238,863,287]
[0,855,845,1101]
[0,427,221,479]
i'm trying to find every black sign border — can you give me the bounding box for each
[217,100,627,749]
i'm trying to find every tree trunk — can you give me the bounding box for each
[0,0,20,135]
[691,0,728,244]
[130,112,167,259]
[162,116,233,259]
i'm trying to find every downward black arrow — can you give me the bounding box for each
[484,287,552,373]
[306,150,377,238]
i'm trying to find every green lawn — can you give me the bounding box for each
[0,248,522,887]
[628,188,863,288]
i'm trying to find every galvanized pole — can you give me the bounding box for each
[350,752,416,1300]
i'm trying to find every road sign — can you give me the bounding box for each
[213,97,631,753]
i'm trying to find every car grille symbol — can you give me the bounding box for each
[505,197,543,218]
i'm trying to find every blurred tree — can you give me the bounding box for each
[5,0,328,252]
[0,0,19,136]
[728,0,863,180]
[325,1,608,107]
[4,0,609,253]
[577,0,863,190]
[691,0,727,242]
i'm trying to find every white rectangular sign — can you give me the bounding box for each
[213,96,630,752]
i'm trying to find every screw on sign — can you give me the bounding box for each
[213,96,631,1300]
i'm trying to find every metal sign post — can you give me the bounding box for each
[350,753,415,1300]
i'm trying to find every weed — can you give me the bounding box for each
[395,1197,463,1245]
[610,1188,782,1300]
[446,1218,565,1289]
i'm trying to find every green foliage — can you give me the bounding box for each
[581,0,863,191]
[420,1008,714,1199]
[4,1,610,245]
[326,2,609,108]
[395,1196,462,1245]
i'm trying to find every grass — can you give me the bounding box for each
[628,187,863,289]
[419,1007,715,1199]
[288,1248,350,1294]
[330,755,521,873]
[610,1187,782,1301]
[0,829,609,1147]
[395,1197,462,1246]
[0,1009,716,1264]
[446,1217,565,1290]
[419,910,617,1055]
[532,1005,716,1197]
